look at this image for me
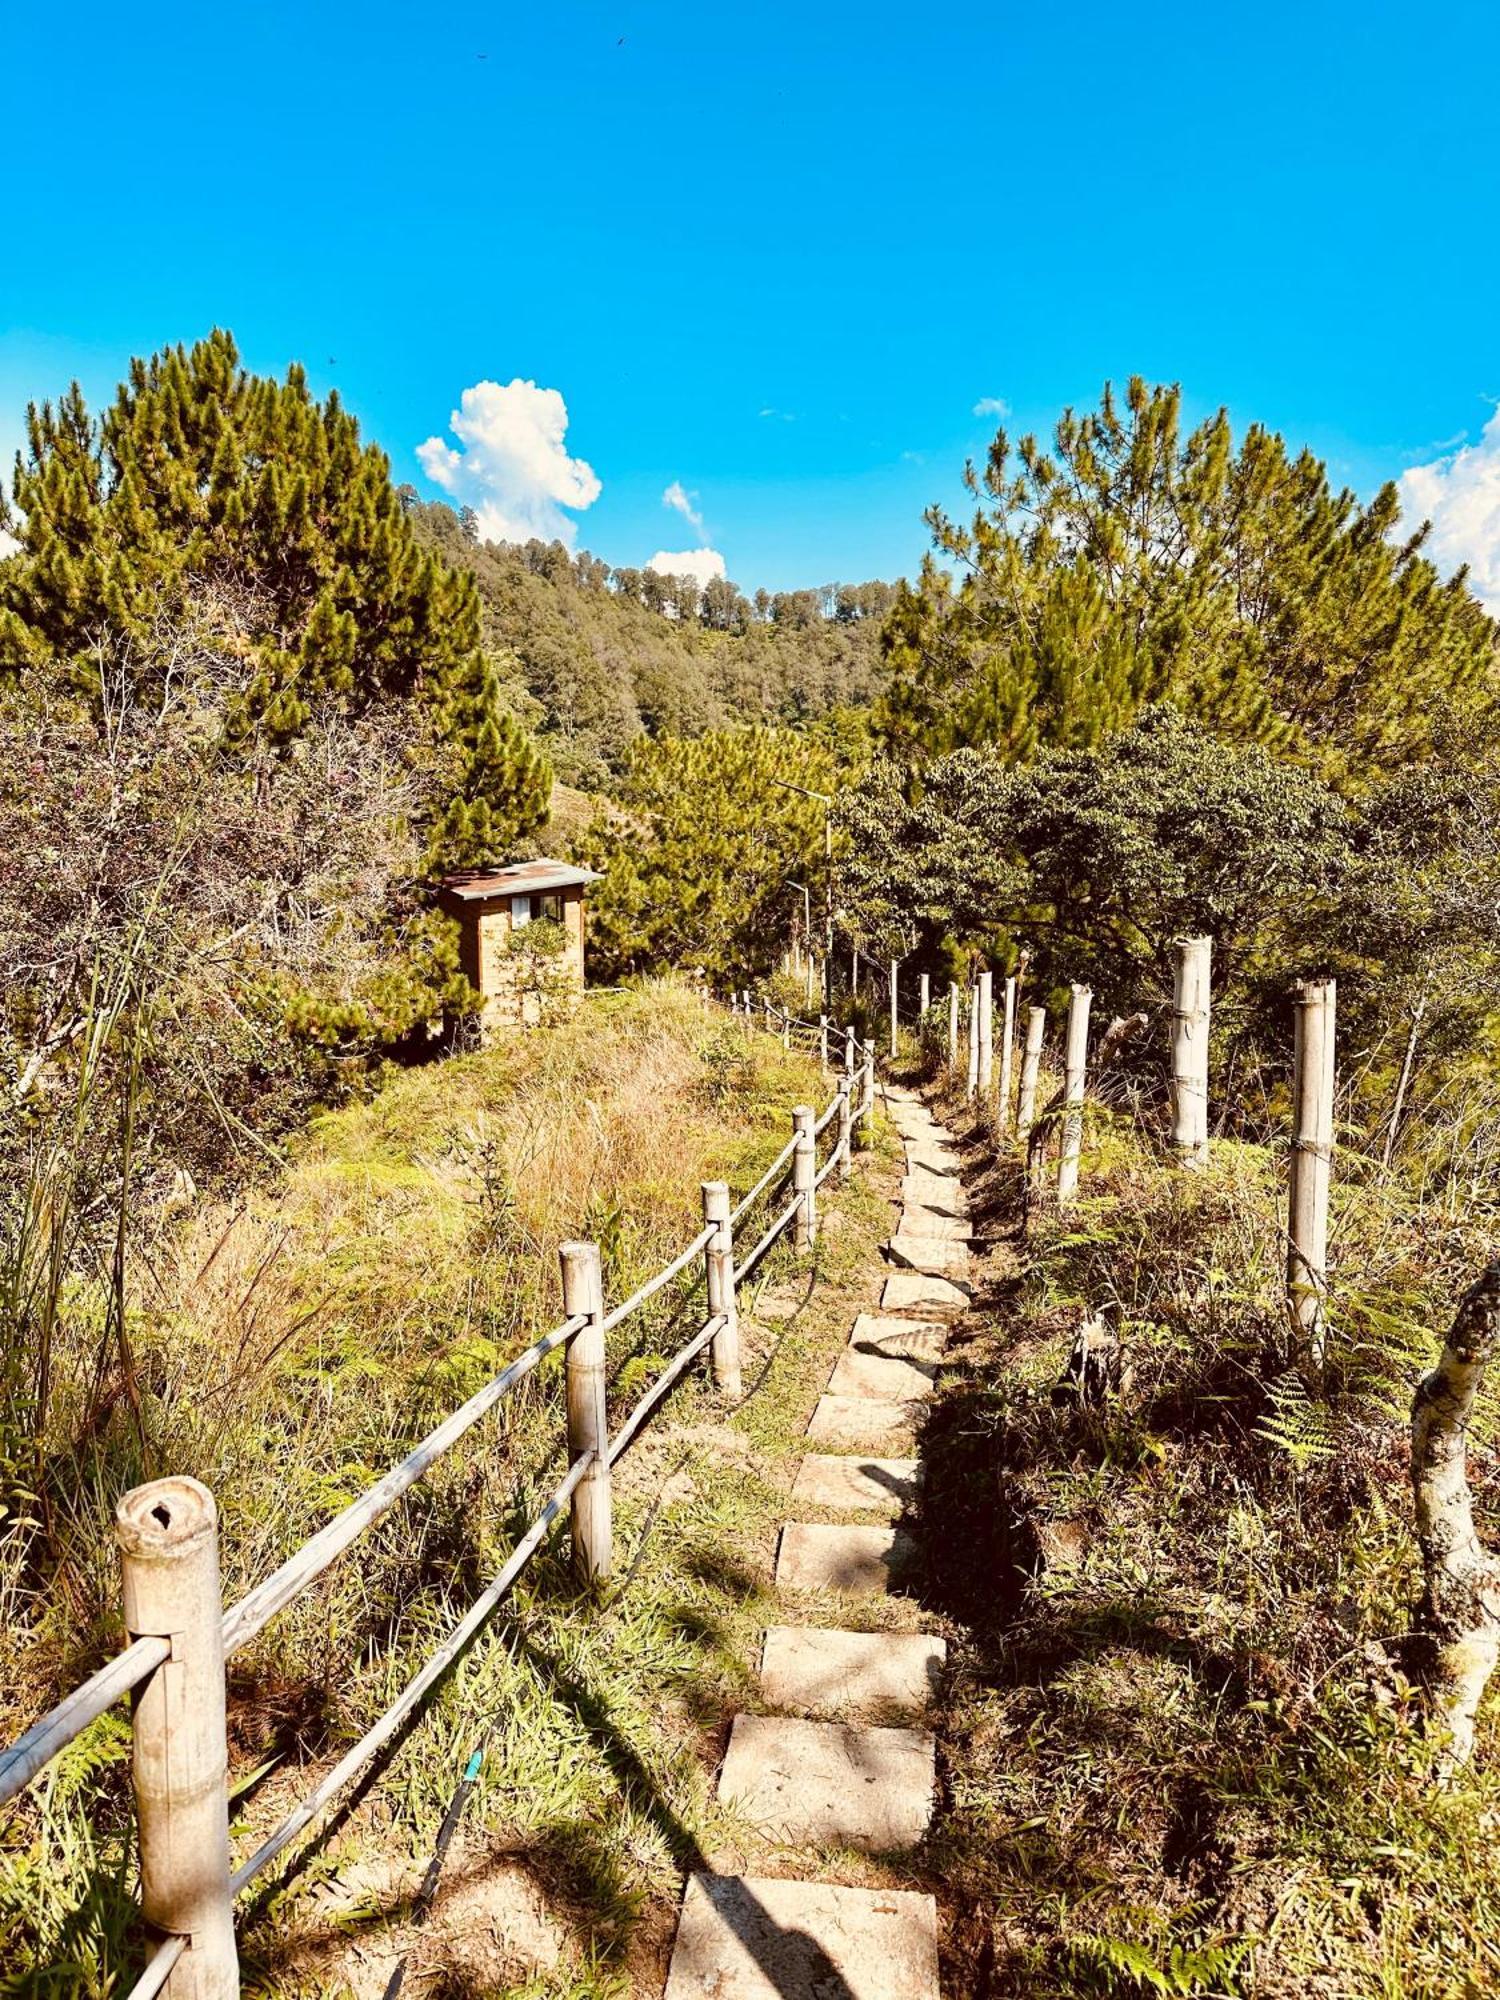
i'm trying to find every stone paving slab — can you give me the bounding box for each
[790,1453,920,1514]
[849,1313,948,1357]
[887,1230,971,1276]
[716,1714,936,1851]
[828,1343,938,1400]
[905,1141,961,1173]
[807,1394,924,1448]
[665,1873,940,2000]
[897,1205,970,1242]
[881,1271,969,1316]
[776,1521,916,1593]
[901,1171,968,1215]
[760,1626,947,1721]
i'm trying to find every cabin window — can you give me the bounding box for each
[535,892,564,924]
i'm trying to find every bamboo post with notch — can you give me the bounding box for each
[966,979,980,1100]
[976,969,994,1098]
[115,1477,239,1999]
[947,980,960,1068]
[1057,983,1092,1205]
[997,973,1017,1134]
[1170,935,1212,1168]
[819,1013,829,1068]
[560,1241,612,1585]
[792,1104,816,1248]
[701,1182,741,1399]
[856,1036,875,1145]
[1017,1004,1046,1138]
[1288,977,1336,1370]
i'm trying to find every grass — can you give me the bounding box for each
[0,981,897,1995]
[911,1060,1500,1999]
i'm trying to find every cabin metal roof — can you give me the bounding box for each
[442,860,601,901]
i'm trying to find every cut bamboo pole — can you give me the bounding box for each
[836,1077,853,1178]
[1170,935,1212,1167]
[858,1037,876,1145]
[1057,984,1092,1205]
[115,1477,238,2000]
[888,957,900,1060]
[560,1241,612,1585]
[701,1182,741,1399]
[1288,977,1336,1369]
[919,971,930,1018]
[792,1105,817,1249]
[1017,1004,1046,1138]
[997,974,1017,1134]
[947,981,960,1068]
[976,969,994,1097]
[966,980,980,1100]
[819,1013,830,1068]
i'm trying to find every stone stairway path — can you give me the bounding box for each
[664,1084,970,2000]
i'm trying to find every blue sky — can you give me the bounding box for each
[3,0,1498,599]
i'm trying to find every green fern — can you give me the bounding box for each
[1254,1369,1337,1471]
[1069,1927,1251,1996]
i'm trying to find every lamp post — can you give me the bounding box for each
[787,881,814,1008]
[770,778,834,1007]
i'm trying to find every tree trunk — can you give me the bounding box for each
[1412,1260,1500,1768]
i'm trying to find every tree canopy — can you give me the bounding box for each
[877,378,1498,787]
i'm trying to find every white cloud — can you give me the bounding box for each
[973,395,1010,418]
[662,479,706,537]
[1399,407,1500,616]
[417,379,600,546]
[646,547,727,591]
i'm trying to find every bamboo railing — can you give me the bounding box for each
[0,997,876,2000]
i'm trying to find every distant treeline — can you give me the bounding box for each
[406,496,895,785]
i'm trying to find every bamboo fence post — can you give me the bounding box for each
[701,1182,741,1399]
[966,979,980,1100]
[1170,935,1213,1168]
[888,957,900,1060]
[819,1013,830,1068]
[858,1037,876,1144]
[997,973,1017,1134]
[1288,977,1337,1369]
[836,1076,853,1177]
[115,1476,238,1999]
[781,1012,790,1049]
[919,971,930,1018]
[1017,1004,1046,1138]
[1057,983,1092,1205]
[976,969,994,1098]
[947,980,960,1068]
[851,947,860,995]
[560,1241,612,1585]
[793,1104,817,1249]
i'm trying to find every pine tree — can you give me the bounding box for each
[877,378,1499,787]
[0,329,550,873]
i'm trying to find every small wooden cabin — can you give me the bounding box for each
[441,860,600,1039]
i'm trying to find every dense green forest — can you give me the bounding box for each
[407,495,892,785]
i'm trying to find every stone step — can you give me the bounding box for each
[887,1230,971,1277]
[881,1271,969,1317]
[807,1394,925,1448]
[897,1205,970,1242]
[790,1453,920,1514]
[760,1626,946,1722]
[901,1171,968,1216]
[827,1342,938,1402]
[666,1874,939,1999]
[716,1714,936,1852]
[905,1142,961,1173]
[776,1521,916,1593]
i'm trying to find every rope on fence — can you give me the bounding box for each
[221,1313,588,1659]
[122,1935,185,2000]
[607,1314,725,1467]
[599,1225,715,1335]
[230,1448,597,1894]
[728,1134,798,1231]
[0,1633,171,1809]
[734,1193,805,1286]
